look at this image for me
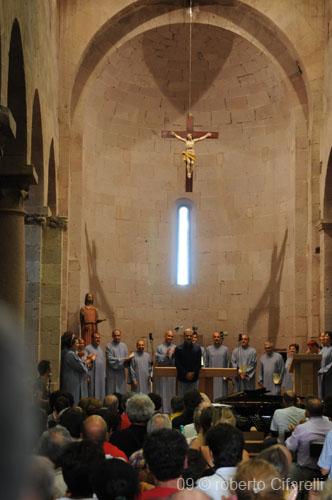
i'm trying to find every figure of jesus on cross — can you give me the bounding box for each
[162,114,218,192]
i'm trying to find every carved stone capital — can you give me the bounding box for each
[24,210,68,230]
[0,164,38,208]
[317,220,332,232]
[47,215,68,230]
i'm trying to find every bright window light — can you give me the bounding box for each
[177,205,190,286]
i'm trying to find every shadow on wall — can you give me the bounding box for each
[85,224,115,330]
[142,23,235,112]
[247,229,288,346]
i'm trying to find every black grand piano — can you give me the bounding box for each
[216,388,284,433]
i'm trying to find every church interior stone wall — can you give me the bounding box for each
[1,0,332,382]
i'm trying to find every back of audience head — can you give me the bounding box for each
[37,360,51,376]
[92,458,139,500]
[95,406,120,433]
[126,393,155,424]
[49,390,73,414]
[143,428,188,481]
[171,395,184,414]
[184,389,202,411]
[22,455,55,500]
[258,444,290,480]
[54,394,71,415]
[182,449,211,486]
[148,392,162,412]
[217,406,236,427]
[61,440,104,498]
[306,397,323,417]
[59,407,84,438]
[205,423,244,468]
[36,425,72,467]
[283,390,297,407]
[233,458,284,499]
[79,396,102,416]
[103,394,119,412]
[83,414,108,446]
[147,413,171,433]
[122,391,135,409]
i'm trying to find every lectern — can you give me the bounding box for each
[153,366,237,401]
[290,354,321,397]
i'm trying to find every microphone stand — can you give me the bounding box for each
[149,333,154,391]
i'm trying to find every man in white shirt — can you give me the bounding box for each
[270,390,305,442]
[196,423,244,500]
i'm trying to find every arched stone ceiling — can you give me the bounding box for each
[71,1,309,125]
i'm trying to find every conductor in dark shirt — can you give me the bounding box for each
[175,328,202,396]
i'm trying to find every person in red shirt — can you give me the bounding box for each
[140,428,188,499]
[82,414,128,461]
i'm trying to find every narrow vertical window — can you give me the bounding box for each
[177,205,190,285]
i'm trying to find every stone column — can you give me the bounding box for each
[25,207,51,365]
[0,106,37,325]
[40,215,67,388]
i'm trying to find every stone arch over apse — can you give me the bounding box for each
[47,139,56,214]
[67,1,311,339]
[27,90,44,209]
[7,19,27,166]
[70,1,309,121]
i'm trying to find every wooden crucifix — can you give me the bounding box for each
[162,114,218,192]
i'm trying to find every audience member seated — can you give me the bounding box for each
[59,407,84,439]
[172,389,202,429]
[258,444,292,480]
[103,393,119,413]
[47,392,73,428]
[59,440,104,500]
[36,425,73,498]
[148,392,163,412]
[286,397,332,484]
[183,401,212,440]
[118,391,135,430]
[82,414,128,460]
[33,360,51,412]
[182,448,214,487]
[22,456,55,500]
[109,393,155,458]
[270,390,306,443]
[196,423,244,500]
[170,396,185,421]
[318,428,332,479]
[129,413,171,472]
[95,406,121,434]
[231,458,285,499]
[92,458,139,500]
[141,428,188,499]
[79,396,103,416]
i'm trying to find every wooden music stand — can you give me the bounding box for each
[153,366,237,401]
[290,354,321,397]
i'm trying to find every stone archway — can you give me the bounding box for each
[6,19,27,166]
[0,18,30,322]
[47,139,56,214]
[64,2,311,347]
